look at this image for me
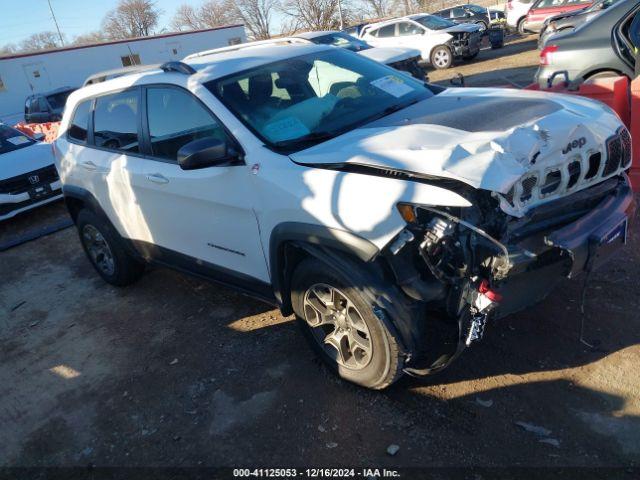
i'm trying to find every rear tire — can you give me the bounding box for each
[517,18,527,35]
[76,209,145,286]
[430,45,453,69]
[291,258,404,390]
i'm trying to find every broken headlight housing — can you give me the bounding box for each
[396,202,511,282]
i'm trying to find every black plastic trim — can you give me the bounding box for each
[269,222,379,312]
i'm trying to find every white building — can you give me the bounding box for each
[0,25,246,124]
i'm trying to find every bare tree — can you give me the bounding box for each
[73,31,108,46]
[362,0,392,17]
[281,0,344,31]
[102,0,161,39]
[227,0,275,40]
[171,1,234,31]
[0,44,16,56]
[19,31,65,53]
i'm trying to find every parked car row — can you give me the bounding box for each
[536,0,639,86]
[356,13,484,69]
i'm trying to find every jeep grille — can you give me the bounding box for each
[502,127,630,211]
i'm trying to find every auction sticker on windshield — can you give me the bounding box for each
[263,116,310,142]
[371,75,413,98]
[6,136,30,146]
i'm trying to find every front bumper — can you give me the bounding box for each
[492,176,635,318]
[451,31,482,58]
[0,180,62,221]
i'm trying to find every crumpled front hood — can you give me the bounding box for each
[442,23,481,33]
[359,46,422,64]
[290,88,623,215]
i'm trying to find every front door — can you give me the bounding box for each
[113,85,269,283]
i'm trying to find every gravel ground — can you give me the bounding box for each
[1,38,639,473]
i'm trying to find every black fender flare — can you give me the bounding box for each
[269,223,423,356]
[269,222,378,313]
[62,185,140,259]
[62,185,105,221]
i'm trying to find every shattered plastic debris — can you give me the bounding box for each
[169,358,179,365]
[539,438,561,448]
[515,421,552,436]
[386,444,400,456]
[475,398,494,408]
[326,442,338,449]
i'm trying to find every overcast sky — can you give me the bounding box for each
[1,0,213,46]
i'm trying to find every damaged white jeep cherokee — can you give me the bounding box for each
[55,42,635,389]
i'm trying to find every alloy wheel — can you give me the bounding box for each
[82,224,115,276]
[302,283,373,370]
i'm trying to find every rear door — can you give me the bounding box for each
[363,23,398,48]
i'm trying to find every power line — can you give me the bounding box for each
[46,0,65,45]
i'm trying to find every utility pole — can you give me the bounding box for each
[47,0,65,45]
[338,0,344,30]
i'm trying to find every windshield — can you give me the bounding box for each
[412,15,456,30]
[46,89,74,110]
[311,32,372,52]
[0,125,35,155]
[207,49,432,152]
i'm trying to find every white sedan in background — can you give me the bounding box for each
[294,30,427,79]
[0,124,61,221]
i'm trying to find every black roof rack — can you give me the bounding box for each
[160,61,196,75]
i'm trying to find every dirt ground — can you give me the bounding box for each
[2,37,640,473]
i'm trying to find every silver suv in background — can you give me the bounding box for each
[536,0,639,87]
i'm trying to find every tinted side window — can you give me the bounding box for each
[93,90,140,153]
[147,87,229,162]
[451,7,466,17]
[377,24,396,37]
[398,22,423,35]
[68,100,92,143]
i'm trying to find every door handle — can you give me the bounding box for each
[146,173,169,184]
[81,160,97,171]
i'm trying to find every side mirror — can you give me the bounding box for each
[177,137,240,170]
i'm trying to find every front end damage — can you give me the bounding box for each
[449,30,482,58]
[383,172,635,376]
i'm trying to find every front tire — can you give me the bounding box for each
[291,258,404,390]
[431,45,453,69]
[517,18,527,35]
[76,209,145,286]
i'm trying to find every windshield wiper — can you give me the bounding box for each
[272,130,339,148]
